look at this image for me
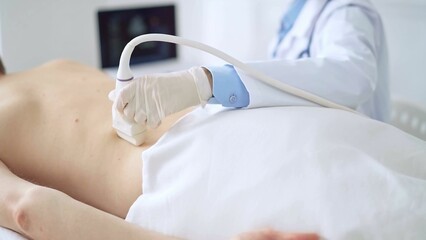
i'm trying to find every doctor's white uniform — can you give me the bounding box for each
[209,0,390,122]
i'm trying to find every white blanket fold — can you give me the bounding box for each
[126,106,426,240]
[0,227,26,240]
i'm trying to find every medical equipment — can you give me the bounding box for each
[114,33,357,146]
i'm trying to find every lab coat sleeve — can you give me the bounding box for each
[235,6,380,110]
[205,65,250,108]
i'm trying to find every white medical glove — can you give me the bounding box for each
[113,67,212,128]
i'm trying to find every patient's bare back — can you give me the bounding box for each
[0,60,184,218]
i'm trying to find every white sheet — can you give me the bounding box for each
[0,227,26,240]
[126,106,426,240]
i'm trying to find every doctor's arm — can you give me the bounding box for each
[114,7,384,127]
[231,6,383,112]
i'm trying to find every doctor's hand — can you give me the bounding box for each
[231,229,319,240]
[111,67,212,128]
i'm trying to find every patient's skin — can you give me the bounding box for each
[0,60,318,240]
[0,60,185,218]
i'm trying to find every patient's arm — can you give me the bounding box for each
[0,160,179,240]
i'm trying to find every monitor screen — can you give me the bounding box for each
[97,5,177,68]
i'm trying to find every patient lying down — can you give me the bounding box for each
[0,60,425,240]
[0,60,318,240]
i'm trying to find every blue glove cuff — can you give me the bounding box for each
[206,64,249,108]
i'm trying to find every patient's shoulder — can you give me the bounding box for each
[39,59,95,72]
[35,59,112,83]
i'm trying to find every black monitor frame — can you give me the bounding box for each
[97,5,177,68]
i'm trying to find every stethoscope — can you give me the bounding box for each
[297,0,332,58]
[272,0,332,59]
[276,0,368,59]
[297,1,368,58]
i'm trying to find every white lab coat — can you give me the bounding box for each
[236,0,390,121]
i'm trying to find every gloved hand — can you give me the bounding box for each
[111,67,212,128]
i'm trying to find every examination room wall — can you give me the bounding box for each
[0,0,425,106]
[375,0,426,105]
[0,0,105,70]
[0,0,204,74]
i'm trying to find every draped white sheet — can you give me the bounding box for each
[0,228,26,240]
[126,106,426,240]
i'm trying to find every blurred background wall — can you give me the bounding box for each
[0,0,425,105]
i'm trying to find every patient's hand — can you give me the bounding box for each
[231,229,319,240]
